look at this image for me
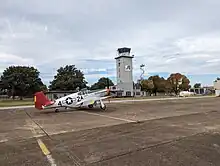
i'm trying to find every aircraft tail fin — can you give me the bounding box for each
[34,91,54,110]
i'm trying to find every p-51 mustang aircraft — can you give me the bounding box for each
[34,88,113,112]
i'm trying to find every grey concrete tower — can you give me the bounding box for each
[115,47,134,96]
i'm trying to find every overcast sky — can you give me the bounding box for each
[1,0,220,86]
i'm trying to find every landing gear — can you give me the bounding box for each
[99,100,106,111]
[100,104,106,111]
[88,104,93,108]
[55,109,59,113]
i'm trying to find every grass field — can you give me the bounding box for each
[0,99,34,107]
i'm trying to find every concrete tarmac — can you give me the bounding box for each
[1,97,220,165]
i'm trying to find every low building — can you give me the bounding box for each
[133,82,146,97]
[108,82,146,97]
[108,85,125,97]
[190,86,214,95]
[214,80,220,96]
[45,90,77,100]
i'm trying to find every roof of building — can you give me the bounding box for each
[115,55,134,59]
[117,47,131,54]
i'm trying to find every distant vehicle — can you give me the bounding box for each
[179,91,195,97]
[34,88,113,112]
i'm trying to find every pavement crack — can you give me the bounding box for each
[89,131,210,165]
[24,111,84,166]
[139,109,220,123]
[24,110,53,140]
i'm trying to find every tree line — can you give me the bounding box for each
[0,64,204,99]
[140,73,191,96]
[0,65,114,99]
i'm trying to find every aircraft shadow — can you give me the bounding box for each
[78,107,117,113]
[36,106,117,114]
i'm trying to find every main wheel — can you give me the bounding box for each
[55,109,59,113]
[88,104,93,108]
[100,105,106,111]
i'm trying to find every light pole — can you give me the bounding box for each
[140,64,145,81]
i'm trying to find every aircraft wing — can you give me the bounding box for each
[75,96,110,107]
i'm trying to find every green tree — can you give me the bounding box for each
[140,79,154,95]
[164,80,173,94]
[158,79,173,94]
[193,83,201,88]
[90,77,114,90]
[49,65,87,91]
[148,75,166,96]
[40,84,48,93]
[0,66,46,99]
[167,73,190,95]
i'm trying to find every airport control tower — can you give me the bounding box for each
[115,47,134,97]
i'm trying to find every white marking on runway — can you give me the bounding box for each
[105,96,215,103]
[46,130,75,135]
[0,105,34,110]
[0,139,8,143]
[82,111,136,123]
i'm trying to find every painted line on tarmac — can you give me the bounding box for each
[0,105,34,110]
[82,111,136,123]
[0,139,8,143]
[106,96,215,103]
[37,139,57,166]
[32,127,57,166]
[26,119,57,166]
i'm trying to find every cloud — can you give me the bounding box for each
[0,53,33,64]
[1,0,220,86]
[0,52,35,74]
